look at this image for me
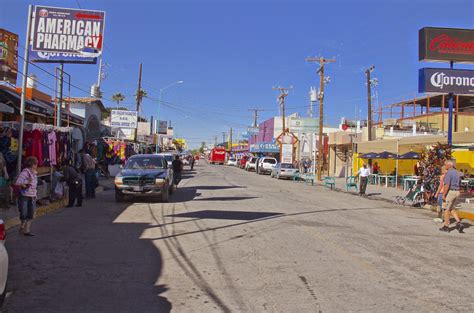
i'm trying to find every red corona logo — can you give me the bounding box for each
[429,34,474,55]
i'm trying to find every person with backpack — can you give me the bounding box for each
[15,156,38,236]
[61,164,83,208]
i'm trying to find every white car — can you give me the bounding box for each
[270,163,299,179]
[0,219,8,306]
[257,157,277,175]
[245,157,258,171]
[227,158,238,166]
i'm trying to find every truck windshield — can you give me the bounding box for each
[125,157,165,170]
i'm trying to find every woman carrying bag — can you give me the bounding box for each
[15,156,38,236]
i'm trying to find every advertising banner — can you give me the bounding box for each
[0,29,19,84]
[31,6,106,63]
[289,117,318,133]
[30,49,96,64]
[249,142,279,153]
[281,143,293,164]
[158,120,168,134]
[419,27,474,63]
[110,110,138,129]
[419,68,474,94]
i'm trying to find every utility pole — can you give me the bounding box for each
[229,127,233,154]
[222,131,226,146]
[365,65,375,142]
[272,87,291,131]
[214,136,218,147]
[306,56,336,181]
[134,63,143,142]
[248,109,264,127]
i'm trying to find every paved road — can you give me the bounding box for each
[3,162,474,312]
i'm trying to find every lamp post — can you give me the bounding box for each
[155,80,183,153]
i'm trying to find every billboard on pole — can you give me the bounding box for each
[158,120,168,134]
[419,27,474,63]
[111,110,138,129]
[0,29,19,84]
[419,68,474,94]
[31,6,105,63]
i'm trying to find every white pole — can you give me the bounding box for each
[17,5,33,175]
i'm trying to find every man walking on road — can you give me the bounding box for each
[172,155,184,186]
[61,164,83,207]
[357,163,370,196]
[439,160,464,233]
[79,150,97,198]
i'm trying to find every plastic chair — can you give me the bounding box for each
[324,176,336,190]
[305,174,315,186]
[346,176,358,192]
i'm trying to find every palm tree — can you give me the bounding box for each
[135,89,147,103]
[111,93,125,108]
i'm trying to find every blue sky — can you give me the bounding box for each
[2,0,473,148]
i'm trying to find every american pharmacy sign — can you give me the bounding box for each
[32,6,106,57]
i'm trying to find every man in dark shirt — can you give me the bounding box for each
[172,155,183,186]
[439,160,464,233]
[61,164,83,207]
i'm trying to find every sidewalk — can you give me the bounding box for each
[1,178,113,231]
[315,177,474,221]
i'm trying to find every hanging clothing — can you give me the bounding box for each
[48,131,57,166]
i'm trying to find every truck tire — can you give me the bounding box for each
[161,186,169,202]
[115,190,125,202]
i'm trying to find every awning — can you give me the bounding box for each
[0,87,52,117]
[0,102,14,114]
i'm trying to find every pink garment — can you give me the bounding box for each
[48,131,57,166]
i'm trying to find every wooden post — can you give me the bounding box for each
[455,95,459,132]
[441,95,445,132]
[427,96,430,113]
[413,97,416,117]
[401,103,405,119]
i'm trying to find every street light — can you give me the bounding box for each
[156,80,184,153]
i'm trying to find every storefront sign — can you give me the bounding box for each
[158,120,167,134]
[419,68,474,94]
[0,29,18,84]
[111,110,137,128]
[31,6,106,63]
[249,142,279,153]
[419,27,474,63]
[281,143,293,164]
[289,117,318,133]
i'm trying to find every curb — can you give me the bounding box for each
[4,184,106,231]
[314,182,474,221]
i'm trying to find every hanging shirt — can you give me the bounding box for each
[48,131,57,166]
[32,129,43,166]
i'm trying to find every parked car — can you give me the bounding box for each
[114,154,174,202]
[227,158,238,166]
[257,157,278,175]
[270,163,299,179]
[157,152,178,169]
[245,157,258,171]
[239,156,248,169]
[0,219,8,307]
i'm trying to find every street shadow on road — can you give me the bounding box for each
[166,209,282,221]
[4,193,172,312]
[150,206,404,240]
[189,185,246,190]
[194,196,258,201]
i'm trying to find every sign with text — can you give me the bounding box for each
[419,27,474,63]
[419,68,474,94]
[158,120,168,134]
[31,6,106,62]
[30,49,97,64]
[110,110,137,129]
[281,143,293,164]
[0,29,18,84]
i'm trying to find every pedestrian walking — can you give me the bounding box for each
[61,164,83,208]
[434,166,447,223]
[439,161,464,233]
[190,155,195,171]
[172,155,184,186]
[15,156,38,236]
[357,163,370,196]
[79,150,97,198]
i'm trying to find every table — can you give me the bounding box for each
[378,175,396,188]
[404,177,420,191]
